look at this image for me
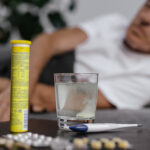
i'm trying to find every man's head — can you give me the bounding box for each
[125,0,150,53]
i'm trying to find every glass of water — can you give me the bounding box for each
[54,73,98,129]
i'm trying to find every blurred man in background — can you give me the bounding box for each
[0,0,150,121]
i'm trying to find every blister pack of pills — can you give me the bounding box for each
[3,132,73,150]
[1,132,132,150]
[4,132,52,147]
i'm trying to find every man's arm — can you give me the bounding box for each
[30,27,114,112]
[30,27,88,97]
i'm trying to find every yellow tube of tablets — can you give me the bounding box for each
[10,40,31,133]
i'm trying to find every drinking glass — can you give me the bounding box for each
[54,73,98,129]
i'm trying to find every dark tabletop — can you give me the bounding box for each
[31,109,150,150]
[1,109,150,150]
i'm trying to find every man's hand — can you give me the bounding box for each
[0,87,10,122]
[0,78,10,122]
[30,83,56,112]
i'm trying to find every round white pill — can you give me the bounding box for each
[32,133,39,139]
[39,135,45,140]
[26,132,32,137]
[13,136,19,141]
[7,134,13,139]
[35,139,43,144]
[17,134,24,138]
[23,135,29,140]
[32,141,43,147]
[19,138,26,143]
[46,137,52,142]
[25,140,32,145]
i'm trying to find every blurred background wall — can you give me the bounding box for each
[66,0,145,25]
[0,0,146,45]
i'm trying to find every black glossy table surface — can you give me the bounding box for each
[1,109,150,150]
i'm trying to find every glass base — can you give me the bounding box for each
[58,117,95,130]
